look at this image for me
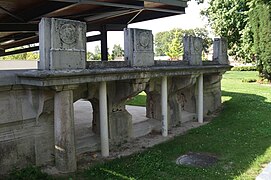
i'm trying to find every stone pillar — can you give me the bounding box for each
[213,37,229,64]
[54,85,77,172]
[39,18,86,70]
[197,74,204,123]
[161,76,168,137]
[124,28,154,66]
[99,81,109,157]
[183,36,203,65]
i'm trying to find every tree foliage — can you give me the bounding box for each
[111,44,124,60]
[249,0,271,80]
[165,31,183,60]
[201,0,254,62]
[154,28,211,60]
[0,46,39,60]
[87,45,101,60]
[0,51,39,60]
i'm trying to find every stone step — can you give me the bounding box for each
[181,111,196,123]
[76,134,100,155]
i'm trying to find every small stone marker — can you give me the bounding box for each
[213,37,229,65]
[183,36,203,66]
[124,28,154,67]
[39,18,86,70]
[176,152,218,168]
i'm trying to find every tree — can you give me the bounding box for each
[249,0,271,80]
[87,45,101,60]
[166,32,183,60]
[155,30,177,56]
[201,0,253,62]
[0,51,39,60]
[154,28,211,58]
[111,44,124,60]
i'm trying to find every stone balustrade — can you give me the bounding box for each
[0,18,231,174]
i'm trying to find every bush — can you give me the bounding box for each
[231,66,257,71]
[241,78,257,83]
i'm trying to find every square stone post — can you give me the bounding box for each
[124,28,154,66]
[39,18,86,70]
[183,36,203,65]
[213,37,229,64]
[54,85,77,172]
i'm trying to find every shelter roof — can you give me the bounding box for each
[0,0,189,56]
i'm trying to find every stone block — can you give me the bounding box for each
[124,28,154,66]
[39,18,86,70]
[0,138,35,174]
[203,74,223,114]
[183,36,203,65]
[213,37,229,64]
[108,110,132,145]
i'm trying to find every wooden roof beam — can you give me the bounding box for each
[0,23,38,32]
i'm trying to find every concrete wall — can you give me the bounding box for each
[0,72,225,173]
[0,22,230,173]
[0,86,54,173]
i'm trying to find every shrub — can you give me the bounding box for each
[231,66,257,71]
[241,78,257,83]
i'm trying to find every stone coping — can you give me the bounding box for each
[14,65,231,87]
[86,60,217,68]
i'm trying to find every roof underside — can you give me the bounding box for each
[0,0,189,55]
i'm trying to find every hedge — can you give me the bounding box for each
[231,66,257,71]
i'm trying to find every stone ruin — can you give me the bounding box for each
[0,18,231,174]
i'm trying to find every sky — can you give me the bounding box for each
[87,0,209,52]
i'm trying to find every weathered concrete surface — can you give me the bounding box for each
[0,86,54,174]
[0,22,231,174]
[183,36,203,65]
[39,18,86,70]
[17,65,230,87]
[213,37,229,65]
[54,88,77,172]
[203,73,223,115]
[124,28,154,67]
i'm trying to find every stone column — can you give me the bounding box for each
[161,76,168,137]
[213,37,229,64]
[197,74,204,123]
[39,18,86,70]
[124,28,154,66]
[54,85,77,172]
[99,81,109,157]
[183,36,203,65]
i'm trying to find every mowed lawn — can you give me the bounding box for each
[81,71,271,180]
[9,71,271,180]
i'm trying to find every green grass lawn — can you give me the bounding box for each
[126,92,146,107]
[9,71,271,180]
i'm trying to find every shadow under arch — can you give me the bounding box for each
[197,90,271,178]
